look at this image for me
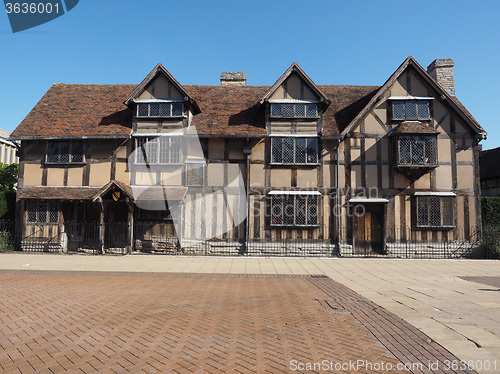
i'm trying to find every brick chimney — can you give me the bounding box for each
[220,72,247,86]
[427,58,455,96]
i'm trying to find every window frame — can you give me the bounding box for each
[270,137,319,165]
[134,136,183,165]
[45,140,85,164]
[270,102,319,119]
[396,135,437,166]
[269,193,320,228]
[26,201,59,223]
[136,102,185,118]
[415,195,455,229]
[391,99,431,121]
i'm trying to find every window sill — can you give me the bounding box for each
[269,162,320,167]
[45,162,86,166]
[270,225,320,229]
[392,118,431,122]
[136,115,187,119]
[133,163,184,166]
[413,226,455,231]
[270,116,319,120]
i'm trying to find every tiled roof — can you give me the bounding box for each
[450,96,485,134]
[131,186,188,201]
[19,186,101,200]
[391,121,440,135]
[480,147,500,180]
[11,84,136,139]
[11,83,379,139]
[19,184,188,201]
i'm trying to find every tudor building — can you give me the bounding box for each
[10,57,485,256]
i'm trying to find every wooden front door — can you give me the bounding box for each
[353,204,385,254]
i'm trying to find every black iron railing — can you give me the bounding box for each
[2,220,499,259]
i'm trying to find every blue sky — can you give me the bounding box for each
[1,0,499,149]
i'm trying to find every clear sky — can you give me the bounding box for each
[1,0,499,149]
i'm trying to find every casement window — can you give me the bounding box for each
[270,193,319,227]
[271,137,318,165]
[416,195,454,228]
[396,136,437,165]
[135,137,182,164]
[185,163,204,186]
[136,102,184,118]
[46,141,84,163]
[392,100,430,120]
[26,201,59,223]
[270,103,318,118]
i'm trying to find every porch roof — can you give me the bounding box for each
[19,186,101,200]
[130,186,188,201]
[20,184,188,202]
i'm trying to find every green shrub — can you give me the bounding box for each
[0,231,13,252]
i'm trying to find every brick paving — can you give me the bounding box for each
[0,271,474,373]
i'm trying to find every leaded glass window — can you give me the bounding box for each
[270,194,319,227]
[26,201,59,223]
[46,141,84,164]
[270,103,319,118]
[392,100,430,120]
[416,196,454,228]
[270,137,319,165]
[136,102,184,117]
[397,136,437,165]
[135,137,182,164]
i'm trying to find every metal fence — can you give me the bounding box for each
[1,220,499,259]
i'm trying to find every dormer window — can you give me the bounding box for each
[391,98,430,120]
[270,102,318,118]
[136,101,184,118]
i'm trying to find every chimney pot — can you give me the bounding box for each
[427,58,455,96]
[220,72,247,86]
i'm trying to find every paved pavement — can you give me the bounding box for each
[0,254,499,373]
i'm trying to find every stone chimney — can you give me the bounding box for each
[427,58,455,96]
[220,72,247,86]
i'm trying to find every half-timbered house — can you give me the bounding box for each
[10,56,486,256]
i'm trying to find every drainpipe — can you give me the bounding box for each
[242,138,252,254]
[336,138,342,254]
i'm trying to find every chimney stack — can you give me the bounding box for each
[427,58,455,96]
[220,72,247,86]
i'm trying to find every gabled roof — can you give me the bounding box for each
[341,56,486,138]
[260,63,331,107]
[92,180,133,202]
[124,63,200,113]
[11,58,481,141]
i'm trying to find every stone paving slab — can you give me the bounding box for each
[459,277,500,289]
[0,270,474,373]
